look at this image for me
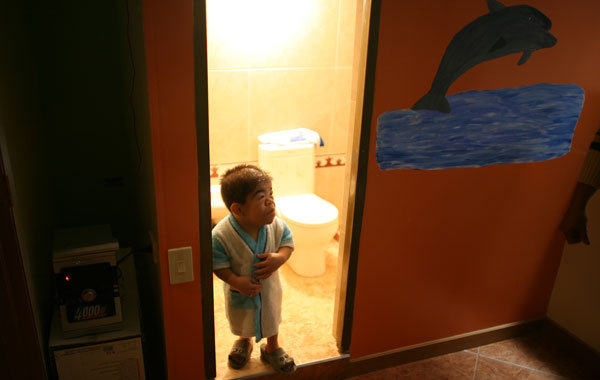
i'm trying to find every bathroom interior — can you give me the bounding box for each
[206,0,366,377]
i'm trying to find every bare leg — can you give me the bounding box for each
[265,334,279,353]
[263,334,295,373]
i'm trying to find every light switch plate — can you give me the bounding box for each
[168,246,194,284]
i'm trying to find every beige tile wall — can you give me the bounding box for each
[206,0,359,211]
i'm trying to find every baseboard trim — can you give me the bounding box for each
[543,318,600,364]
[241,318,543,380]
[351,317,544,363]
[343,317,544,377]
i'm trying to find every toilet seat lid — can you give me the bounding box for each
[276,194,338,226]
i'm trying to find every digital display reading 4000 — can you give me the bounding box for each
[73,304,109,321]
[59,262,119,323]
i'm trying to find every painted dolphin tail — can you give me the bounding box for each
[411,92,451,113]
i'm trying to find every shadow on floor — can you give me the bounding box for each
[349,322,600,380]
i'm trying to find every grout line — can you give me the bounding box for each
[210,160,258,166]
[208,66,353,73]
[330,0,342,156]
[334,0,342,67]
[247,64,251,161]
[472,347,480,380]
[477,354,569,379]
[246,26,251,163]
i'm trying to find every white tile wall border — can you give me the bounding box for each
[209,153,346,180]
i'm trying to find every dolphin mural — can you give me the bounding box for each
[412,0,557,113]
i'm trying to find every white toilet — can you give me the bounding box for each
[258,143,339,277]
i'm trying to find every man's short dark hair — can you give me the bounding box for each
[220,164,272,210]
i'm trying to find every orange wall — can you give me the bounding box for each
[141,0,600,377]
[142,0,204,378]
[350,0,600,358]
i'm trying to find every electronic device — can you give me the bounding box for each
[52,225,122,338]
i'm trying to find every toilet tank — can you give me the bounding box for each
[258,143,315,197]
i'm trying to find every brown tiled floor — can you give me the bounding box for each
[348,326,600,380]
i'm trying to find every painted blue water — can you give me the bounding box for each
[376,83,585,170]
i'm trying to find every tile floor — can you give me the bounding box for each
[213,240,342,380]
[348,325,600,380]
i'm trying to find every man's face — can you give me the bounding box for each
[241,180,276,227]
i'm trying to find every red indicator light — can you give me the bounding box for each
[65,276,70,282]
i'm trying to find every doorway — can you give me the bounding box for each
[198,1,374,378]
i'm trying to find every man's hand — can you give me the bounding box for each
[560,182,595,245]
[214,268,262,297]
[252,247,293,280]
[560,208,589,245]
[232,276,262,297]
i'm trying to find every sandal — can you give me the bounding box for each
[260,344,296,374]
[228,339,253,369]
